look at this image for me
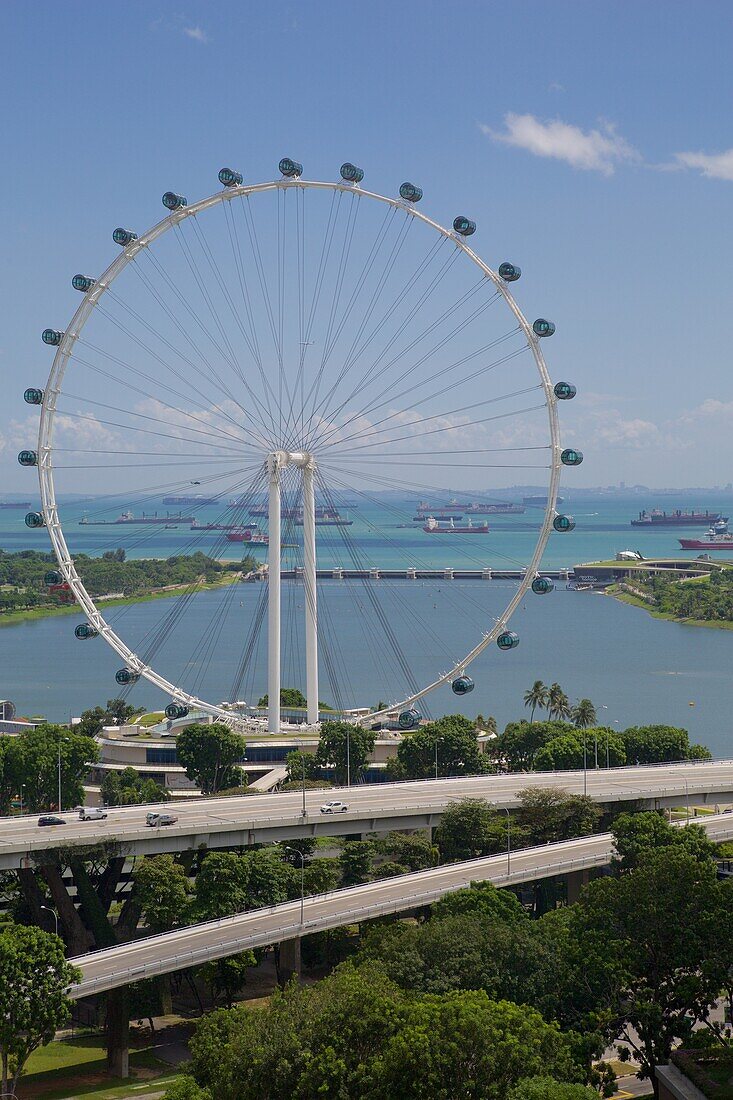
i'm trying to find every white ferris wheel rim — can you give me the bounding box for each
[35,175,564,729]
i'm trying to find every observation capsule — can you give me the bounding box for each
[498,261,521,282]
[561,448,583,467]
[113,227,138,246]
[162,191,187,211]
[453,215,476,237]
[554,381,577,401]
[72,274,95,292]
[398,707,421,729]
[496,630,520,651]
[451,675,475,696]
[279,157,303,178]
[24,387,44,405]
[165,702,189,720]
[399,182,423,203]
[533,318,556,338]
[531,576,554,595]
[218,167,243,187]
[553,514,576,533]
[42,329,63,346]
[25,512,45,528]
[74,623,99,640]
[17,450,38,467]
[115,667,140,685]
[44,570,62,585]
[340,162,364,183]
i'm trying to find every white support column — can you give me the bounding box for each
[302,459,319,725]
[267,454,283,734]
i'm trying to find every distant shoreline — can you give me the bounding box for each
[0,574,242,628]
[605,585,733,631]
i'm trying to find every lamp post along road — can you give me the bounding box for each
[285,847,305,925]
[40,905,58,936]
[267,451,319,734]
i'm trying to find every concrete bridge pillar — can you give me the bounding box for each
[566,868,591,905]
[277,936,302,987]
[105,987,130,1078]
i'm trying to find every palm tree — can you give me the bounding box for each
[523,681,549,724]
[547,682,571,721]
[572,698,597,729]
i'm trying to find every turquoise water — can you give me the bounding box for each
[1,493,732,758]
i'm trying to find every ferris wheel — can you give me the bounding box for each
[20,158,581,733]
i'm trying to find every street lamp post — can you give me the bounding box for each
[346,727,351,788]
[57,737,63,813]
[40,905,58,936]
[301,753,307,818]
[582,732,588,797]
[284,847,305,925]
[685,778,690,822]
[434,737,439,781]
[503,807,511,876]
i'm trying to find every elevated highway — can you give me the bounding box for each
[69,812,733,999]
[1,760,733,870]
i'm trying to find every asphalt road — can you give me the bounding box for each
[69,812,733,998]
[2,760,732,869]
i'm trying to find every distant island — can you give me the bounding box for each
[0,549,261,624]
[609,564,733,629]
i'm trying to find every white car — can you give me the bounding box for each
[79,807,108,821]
[320,800,348,814]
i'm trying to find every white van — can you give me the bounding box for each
[145,812,178,827]
[79,807,108,821]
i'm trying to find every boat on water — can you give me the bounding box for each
[417,498,470,512]
[679,521,733,550]
[79,511,195,525]
[422,516,489,534]
[0,501,31,509]
[632,508,727,527]
[413,513,462,522]
[225,530,269,544]
[190,521,258,531]
[464,502,525,515]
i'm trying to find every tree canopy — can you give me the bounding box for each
[187,964,582,1100]
[390,714,491,780]
[0,924,81,1096]
[317,721,375,785]
[0,723,98,813]
[176,723,246,794]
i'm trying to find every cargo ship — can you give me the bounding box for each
[423,516,489,534]
[162,495,220,506]
[631,509,727,527]
[679,521,733,550]
[190,521,258,531]
[0,501,31,509]
[225,529,269,544]
[417,498,471,512]
[465,502,526,515]
[296,512,353,527]
[413,513,463,522]
[79,511,195,525]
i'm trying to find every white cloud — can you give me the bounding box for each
[481,113,640,176]
[674,148,733,182]
[548,82,565,93]
[182,25,209,43]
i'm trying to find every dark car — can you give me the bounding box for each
[38,815,65,827]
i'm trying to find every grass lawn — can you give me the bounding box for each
[18,1035,176,1100]
[138,713,165,727]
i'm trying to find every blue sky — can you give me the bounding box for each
[2,0,733,489]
